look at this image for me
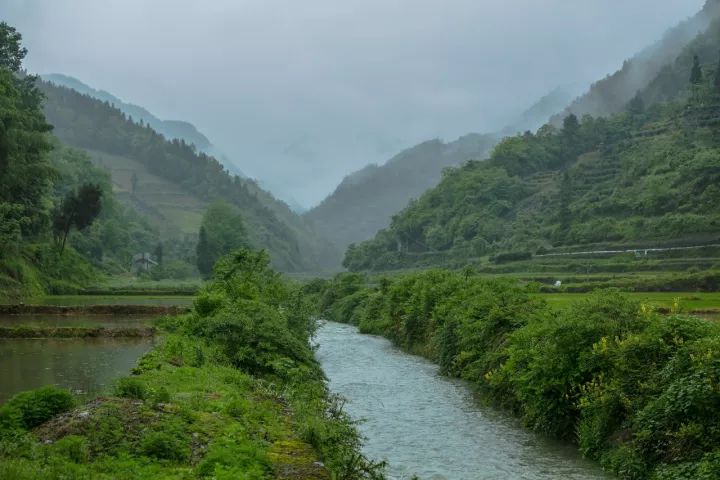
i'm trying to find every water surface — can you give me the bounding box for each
[315,322,610,480]
[0,313,155,328]
[0,337,154,403]
[31,295,194,307]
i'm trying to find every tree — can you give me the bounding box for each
[154,242,163,265]
[131,171,138,194]
[626,92,645,114]
[0,22,27,72]
[53,184,103,253]
[690,54,704,86]
[690,54,703,103]
[196,226,214,277]
[562,114,580,136]
[714,51,720,95]
[558,171,573,235]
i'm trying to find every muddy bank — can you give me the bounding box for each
[0,326,156,338]
[0,304,188,315]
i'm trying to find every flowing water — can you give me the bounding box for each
[0,337,154,403]
[315,322,610,480]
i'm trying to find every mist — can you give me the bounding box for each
[2,0,705,208]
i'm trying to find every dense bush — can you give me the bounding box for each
[3,386,75,429]
[317,270,720,479]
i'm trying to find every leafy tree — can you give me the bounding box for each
[131,171,138,194]
[154,242,163,265]
[196,226,213,276]
[714,51,720,95]
[562,113,580,136]
[0,22,27,72]
[626,92,645,114]
[0,23,53,249]
[690,54,704,85]
[53,183,103,253]
[195,201,248,276]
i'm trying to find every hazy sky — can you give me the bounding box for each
[3,0,706,207]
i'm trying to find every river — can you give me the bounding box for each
[315,322,610,480]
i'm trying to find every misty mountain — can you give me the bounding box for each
[551,0,720,123]
[344,3,720,272]
[304,134,498,262]
[42,73,245,177]
[304,84,580,259]
[38,79,337,272]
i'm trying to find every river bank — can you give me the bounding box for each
[0,250,383,479]
[311,270,720,479]
[316,321,608,479]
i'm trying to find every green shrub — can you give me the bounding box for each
[114,378,147,400]
[139,431,189,462]
[6,386,75,429]
[53,435,89,463]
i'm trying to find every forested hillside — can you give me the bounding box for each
[304,134,498,257]
[42,74,213,153]
[344,18,720,271]
[552,0,720,123]
[0,23,164,299]
[304,83,579,258]
[38,79,337,272]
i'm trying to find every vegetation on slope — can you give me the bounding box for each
[0,249,386,479]
[552,0,720,123]
[313,271,720,479]
[344,32,720,271]
[38,70,336,272]
[305,134,498,258]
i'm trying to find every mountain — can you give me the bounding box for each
[343,12,720,272]
[38,79,337,272]
[551,0,720,123]
[304,83,582,261]
[304,133,499,263]
[41,74,247,177]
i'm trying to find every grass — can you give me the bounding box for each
[0,331,330,479]
[88,149,208,238]
[537,291,720,312]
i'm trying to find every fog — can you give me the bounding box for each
[2,0,705,208]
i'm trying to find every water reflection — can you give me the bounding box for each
[0,337,154,403]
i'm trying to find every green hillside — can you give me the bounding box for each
[344,20,720,273]
[304,134,498,258]
[38,79,337,272]
[552,0,720,123]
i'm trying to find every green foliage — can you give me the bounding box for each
[139,431,190,463]
[317,271,720,479]
[114,378,147,400]
[4,386,75,429]
[343,21,720,273]
[52,182,103,253]
[38,76,334,272]
[196,201,248,276]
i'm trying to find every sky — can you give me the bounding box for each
[2,0,707,208]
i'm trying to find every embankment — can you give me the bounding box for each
[310,270,720,479]
[0,250,384,479]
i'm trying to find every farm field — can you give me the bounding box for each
[537,291,720,314]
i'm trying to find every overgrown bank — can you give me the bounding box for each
[310,271,720,479]
[0,250,385,479]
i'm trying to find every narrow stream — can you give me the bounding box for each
[315,322,610,480]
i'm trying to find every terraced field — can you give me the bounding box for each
[88,149,207,237]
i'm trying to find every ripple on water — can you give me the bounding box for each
[315,322,611,480]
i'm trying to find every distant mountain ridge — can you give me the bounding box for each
[304,83,581,260]
[38,78,337,272]
[42,74,211,150]
[41,74,247,178]
[343,2,720,272]
[551,0,720,123]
